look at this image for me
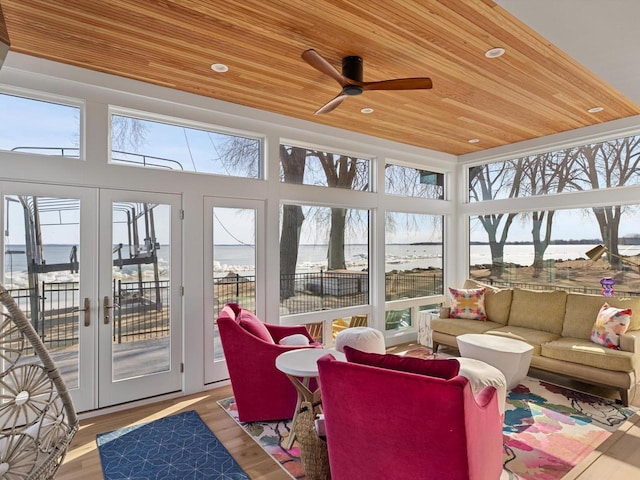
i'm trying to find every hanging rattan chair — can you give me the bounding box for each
[0,284,79,479]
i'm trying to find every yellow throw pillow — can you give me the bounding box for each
[449,287,487,321]
[590,303,632,349]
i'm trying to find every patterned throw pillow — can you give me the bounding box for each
[590,303,632,349]
[449,287,487,321]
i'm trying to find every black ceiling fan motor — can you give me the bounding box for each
[342,56,364,96]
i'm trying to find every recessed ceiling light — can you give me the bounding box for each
[468,138,480,144]
[211,63,229,73]
[587,106,604,113]
[484,47,505,59]
[360,107,374,114]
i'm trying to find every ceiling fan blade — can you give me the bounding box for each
[360,78,433,91]
[314,94,348,115]
[302,49,349,87]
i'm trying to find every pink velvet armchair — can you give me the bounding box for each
[317,353,504,480]
[216,303,319,422]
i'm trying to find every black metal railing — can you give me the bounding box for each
[113,279,170,343]
[214,270,444,316]
[485,279,640,297]
[4,280,171,350]
[40,282,80,348]
[385,271,442,301]
[4,269,452,347]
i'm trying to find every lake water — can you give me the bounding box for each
[7,243,640,280]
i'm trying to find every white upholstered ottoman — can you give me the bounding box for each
[457,357,508,416]
[457,333,533,389]
[335,327,386,354]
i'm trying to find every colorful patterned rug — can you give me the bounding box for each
[96,410,249,479]
[218,377,636,480]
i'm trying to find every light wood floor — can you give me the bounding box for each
[56,384,291,480]
[57,343,640,480]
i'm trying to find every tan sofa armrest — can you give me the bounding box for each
[620,331,640,353]
[439,307,450,319]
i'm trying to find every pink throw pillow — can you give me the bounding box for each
[219,303,240,322]
[238,309,274,343]
[590,303,632,349]
[343,345,460,379]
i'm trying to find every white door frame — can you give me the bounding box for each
[1,182,98,412]
[97,189,183,407]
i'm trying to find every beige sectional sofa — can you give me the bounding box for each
[431,279,640,405]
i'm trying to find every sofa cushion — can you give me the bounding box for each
[343,345,460,379]
[563,294,640,339]
[590,303,632,349]
[431,317,503,337]
[508,289,567,335]
[448,287,487,320]
[484,326,560,356]
[464,279,512,325]
[541,337,636,372]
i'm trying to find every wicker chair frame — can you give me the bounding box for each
[0,284,79,479]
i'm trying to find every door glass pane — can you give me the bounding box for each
[212,207,256,362]
[111,202,171,380]
[3,195,80,388]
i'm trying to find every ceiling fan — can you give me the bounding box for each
[301,49,433,115]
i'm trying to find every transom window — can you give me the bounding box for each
[0,92,81,158]
[469,135,640,202]
[385,163,445,199]
[279,143,370,190]
[110,112,262,177]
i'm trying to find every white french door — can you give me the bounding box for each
[203,197,264,384]
[97,189,182,407]
[1,183,183,411]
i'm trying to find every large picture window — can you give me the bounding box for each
[469,206,640,294]
[279,204,369,315]
[384,212,443,330]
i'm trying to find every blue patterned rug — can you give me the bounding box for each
[96,410,249,479]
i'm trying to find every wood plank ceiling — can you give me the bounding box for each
[2,0,639,156]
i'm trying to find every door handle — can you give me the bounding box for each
[103,296,113,324]
[73,297,91,327]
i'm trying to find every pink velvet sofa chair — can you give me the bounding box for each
[317,351,504,480]
[216,303,319,422]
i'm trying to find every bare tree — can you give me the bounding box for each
[568,137,640,266]
[111,115,149,152]
[469,160,524,276]
[217,141,419,299]
[521,150,578,276]
[312,152,364,269]
[279,146,307,298]
[214,134,260,177]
